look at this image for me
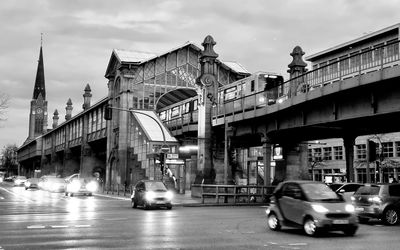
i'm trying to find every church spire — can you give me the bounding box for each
[33,34,46,100]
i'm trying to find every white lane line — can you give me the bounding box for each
[289,243,308,246]
[75,225,91,228]
[27,225,46,229]
[51,225,69,228]
[0,186,34,203]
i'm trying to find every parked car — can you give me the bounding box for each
[24,178,40,190]
[13,176,27,186]
[351,183,400,225]
[64,174,98,196]
[266,180,358,236]
[329,183,365,203]
[131,180,173,210]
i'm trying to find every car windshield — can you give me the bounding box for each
[328,183,343,192]
[301,183,341,201]
[145,182,167,191]
[355,185,380,195]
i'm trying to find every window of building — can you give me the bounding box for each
[171,106,180,118]
[313,148,322,162]
[308,149,313,162]
[374,43,384,62]
[333,146,343,160]
[395,142,400,157]
[386,39,399,60]
[323,147,332,161]
[356,144,366,159]
[382,142,394,158]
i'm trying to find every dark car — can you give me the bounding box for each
[351,183,400,225]
[266,180,358,236]
[24,178,40,190]
[131,180,173,210]
[329,183,365,203]
[64,174,98,196]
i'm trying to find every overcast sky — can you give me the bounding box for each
[0,0,399,151]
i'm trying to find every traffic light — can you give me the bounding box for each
[104,104,112,120]
[368,140,376,162]
[159,153,165,174]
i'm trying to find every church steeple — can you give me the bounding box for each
[27,35,48,141]
[33,38,46,100]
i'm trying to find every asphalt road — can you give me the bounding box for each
[1,183,400,250]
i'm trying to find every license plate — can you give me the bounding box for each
[355,207,364,211]
[156,201,165,204]
[333,220,349,224]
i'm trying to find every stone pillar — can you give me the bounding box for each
[196,35,219,184]
[80,109,92,178]
[65,98,73,121]
[287,46,308,97]
[285,143,309,180]
[262,139,273,185]
[82,84,92,110]
[52,109,59,128]
[343,136,356,182]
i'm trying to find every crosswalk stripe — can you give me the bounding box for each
[75,225,91,228]
[27,225,46,229]
[51,225,69,228]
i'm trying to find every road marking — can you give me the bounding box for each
[27,225,46,229]
[289,243,308,246]
[75,225,91,228]
[51,225,68,228]
[104,218,127,221]
[0,186,34,203]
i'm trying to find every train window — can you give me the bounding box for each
[182,102,190,114]
[250,80,255,92]
[171,106,180,118]
[159,111,167,121]
[224,86,237,101]
[193,99,198,111]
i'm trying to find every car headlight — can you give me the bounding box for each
[368,196,382,203]
[86,181,98,192]
[25,181,31,187]
[345,204,355,213]
[165,191,173,200]
[145,191,156,201]
[15,180,22,185]
[311,204,329,213]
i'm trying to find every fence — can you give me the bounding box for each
[192,184,276,204]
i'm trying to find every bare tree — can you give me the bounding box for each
[1,144,18,176]
[0,92,10,121]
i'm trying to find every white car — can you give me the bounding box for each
[64,174,98,197]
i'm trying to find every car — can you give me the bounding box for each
[64,174,98,196]
[266,180,358,236]
[13,176,27,186]
[24,178,40,190]
[45,177,66,192]
[329,183,365,203]
[131,180,173,210]
[351,183,400,225]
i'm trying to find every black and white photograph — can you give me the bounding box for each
[1,0,400,249]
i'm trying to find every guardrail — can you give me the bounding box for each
[192,184,275,204]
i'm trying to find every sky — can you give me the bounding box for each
[0,0,399,152]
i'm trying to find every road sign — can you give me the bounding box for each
[166,153,179,159]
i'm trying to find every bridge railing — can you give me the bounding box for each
[213,39,400,118]
[191,184,276,204]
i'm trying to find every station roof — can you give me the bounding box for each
[132,110,177,143]
[156,88,197,110]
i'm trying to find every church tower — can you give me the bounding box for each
[27,37,48,141]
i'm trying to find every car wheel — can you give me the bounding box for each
[131,199,137,208]
[303,218,318,236]
[167,205,172,210]
[358,217,369,224]
[383,208,399,225]
[87,193,92,196]
[343,226,357,236]
[267,213,281,231]
[65,192,68,196]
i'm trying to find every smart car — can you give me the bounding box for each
[131,180,173,210]
[351,183,400,225]
[266,180,358,236]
